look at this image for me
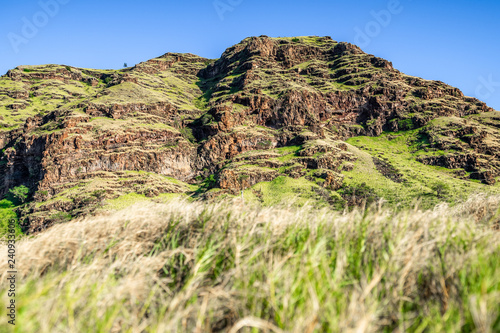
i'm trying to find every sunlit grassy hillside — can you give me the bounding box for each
[0,196,499,332]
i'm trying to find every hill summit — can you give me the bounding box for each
[1,36,499,232]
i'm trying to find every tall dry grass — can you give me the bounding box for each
[0,194,499,332]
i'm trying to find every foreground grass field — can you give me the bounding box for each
[0,195,499,332]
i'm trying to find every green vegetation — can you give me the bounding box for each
[103,192,149,211]
[8,185,29,204]
[0,186,26,238]
[0,199,22,238]
[49,211,73,223]
[1,196,498,332]
[28,171,198,225]
[0,59,209,131]
[180,127,196,143]
[243,176,340,207]
[432,181,451,198]
[344,130,500,209]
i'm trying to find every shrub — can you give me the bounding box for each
[91,189,106,199]
[180,127,196,143]
[8,185,29,204]
[398,118,414,130]
[200,114,214,126]
[257,140,272,149]
[201,174,217,189]
[238,174,250,182]
[432,181,450,198]
[49,211,72,223]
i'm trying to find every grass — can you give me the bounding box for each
[0,195,498,332]
[273,36,336,47]
[242,175,340,207]
[0,60,208,132]
[28,171,199,227]
[85,116,179,134]
[102,192,149,210]
[344,131,500,209]
[93,82,169,105]
[0,199,22,238]
[0,75,100,130]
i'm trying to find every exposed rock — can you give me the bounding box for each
[218,168,279,194]
[373,157,405,183]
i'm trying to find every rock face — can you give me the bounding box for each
[0,36,498,232]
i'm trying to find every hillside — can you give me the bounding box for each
[1,36,500,232]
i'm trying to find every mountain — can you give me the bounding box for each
[1,35,499,233]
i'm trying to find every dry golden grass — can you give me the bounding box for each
[0,194,499,332]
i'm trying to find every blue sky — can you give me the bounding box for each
[1,0,499,109]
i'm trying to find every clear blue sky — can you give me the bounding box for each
[1,0,499,109]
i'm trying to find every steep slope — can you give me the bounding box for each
[1,36,499,232]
